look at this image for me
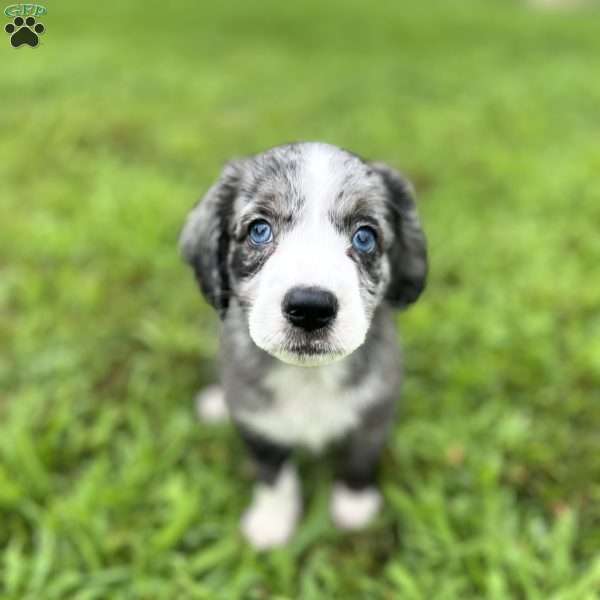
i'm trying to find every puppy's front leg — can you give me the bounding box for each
[330,404,393,530]
[239,428,301,550]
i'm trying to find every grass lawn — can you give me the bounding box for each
[1,0,600,597]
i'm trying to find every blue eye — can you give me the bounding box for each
[248,219,273,246]
[352,226,377,253]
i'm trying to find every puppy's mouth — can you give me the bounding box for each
[264,329,347,367]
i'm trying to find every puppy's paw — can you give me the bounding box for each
[330,483,381,530]
[241,466,301,550]
[195,385,228,423]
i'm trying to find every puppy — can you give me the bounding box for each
[180,142,427,549]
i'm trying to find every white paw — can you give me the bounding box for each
[330,483,381,530]
[195,385,229,423]
[241,466,301,550]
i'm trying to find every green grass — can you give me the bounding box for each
[1,0,600,597]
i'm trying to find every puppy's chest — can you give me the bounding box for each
[237,363,370,452]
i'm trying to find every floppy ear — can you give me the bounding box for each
[179,162,242,318]
[370,162,428,309]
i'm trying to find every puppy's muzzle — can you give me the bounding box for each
[282,286,338,332]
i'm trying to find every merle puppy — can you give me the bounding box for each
[180,142,427,549]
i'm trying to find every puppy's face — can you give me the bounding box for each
[180,143,427,366]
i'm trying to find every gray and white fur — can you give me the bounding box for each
[180,142,427,549]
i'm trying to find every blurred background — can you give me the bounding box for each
[1,0,599,597]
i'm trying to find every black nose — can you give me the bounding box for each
[282,286,338,332]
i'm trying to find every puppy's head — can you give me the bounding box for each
[180,142,427,366]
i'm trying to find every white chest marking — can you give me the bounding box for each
[237,361,372,451]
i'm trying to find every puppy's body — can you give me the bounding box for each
[180,142,427,548]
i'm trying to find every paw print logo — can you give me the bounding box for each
[5,16,45,47]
